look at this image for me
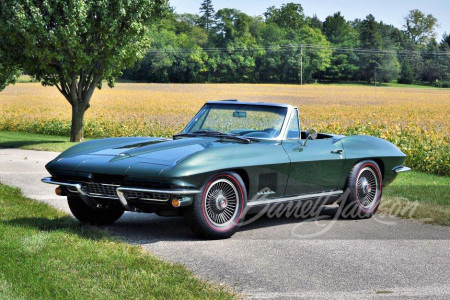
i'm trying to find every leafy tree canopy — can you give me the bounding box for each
[0,0,169,141]
[404,9,438,46]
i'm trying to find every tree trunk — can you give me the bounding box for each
[70,103,86,142]
[60,74,99,142]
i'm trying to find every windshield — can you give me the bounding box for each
[182,104,288,139]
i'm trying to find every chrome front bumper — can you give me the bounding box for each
[41,177,200,210]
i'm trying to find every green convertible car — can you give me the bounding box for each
[43,100,410,239]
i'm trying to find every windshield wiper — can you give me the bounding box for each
[173,130,253,143]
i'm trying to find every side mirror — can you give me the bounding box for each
[302,128,318,146]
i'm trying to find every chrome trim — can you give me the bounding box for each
[116,187,200,210]
[116,189,132,210]
[257,190,276,195]
[42,177,201,210]
[41,177,97,208]
[206,100,294,109]
[88,194,119,200]
[41,177,86,196]
[393,166,411,173]
[117,187,201,195]
[178,196,194,207]
[282,107,301,140]
[247,190,344,207]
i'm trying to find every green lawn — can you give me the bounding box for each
[381,172,450,226]
[384,171,449,207]
[0,184,234,300]
[0,131,83,152]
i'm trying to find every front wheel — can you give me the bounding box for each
[68,195,125,225]
[339,160,382,219]
[185,172,247,239]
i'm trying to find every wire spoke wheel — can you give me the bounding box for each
[204,179,240,227]
[356,167,380,210]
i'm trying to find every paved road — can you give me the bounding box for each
[1,148,449,299]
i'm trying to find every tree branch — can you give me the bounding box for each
[55,83,71,105]
[82,69,95,96]
[82,74,102,109]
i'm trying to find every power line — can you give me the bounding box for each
[146,44,450,56]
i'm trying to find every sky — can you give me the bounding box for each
[169,0,449,40]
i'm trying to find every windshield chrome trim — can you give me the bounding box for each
[206,100,293,108]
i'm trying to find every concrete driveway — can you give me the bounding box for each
[1,148,449,299]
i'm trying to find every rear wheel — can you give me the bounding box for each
[185,172,247,239]
[68,195,125,225]
[340,160,382,219]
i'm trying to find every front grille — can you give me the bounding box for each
[124,191,170,202]
[85,183,119,198]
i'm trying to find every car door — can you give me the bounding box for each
[281,111,345,196]
[282,138,345,196]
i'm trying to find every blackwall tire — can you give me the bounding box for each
[67,195,125,225]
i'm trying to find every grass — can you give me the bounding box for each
[16,75,38,83]
[384,171,449,206]
[0,183,235,300]
[380,171,450,226]
[0,131,85,152]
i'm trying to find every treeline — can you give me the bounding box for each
[122,1,450,86]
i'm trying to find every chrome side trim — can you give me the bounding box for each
[247,190,344,207]
[393,166,411,173]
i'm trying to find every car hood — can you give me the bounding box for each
[86,137,214,163]
[46,137,230,178]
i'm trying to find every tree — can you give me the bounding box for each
[307,14,323,30]
[358,14,384,83]
[322,12,359,80]
[376,53,399,83]
[443,33,450,48]
[198,0,216,33]
[0,58,20,91]
[404,9,438,46]
[264,3,305,31]
[0,0,168,142]
[398,58,414,84]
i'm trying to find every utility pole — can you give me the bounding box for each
[300,44,303,85]
[374,66,376,86]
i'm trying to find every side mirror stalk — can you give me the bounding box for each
[302,128,318,146]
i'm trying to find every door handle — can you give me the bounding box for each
[331,149,344,154]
